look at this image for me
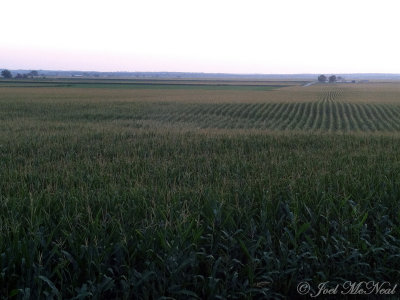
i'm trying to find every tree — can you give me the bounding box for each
[318,75,327,83]
[329,75,337,83]
[29,70,39,77]
[1,69,12,79]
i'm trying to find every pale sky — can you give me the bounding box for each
[1,0,400,74]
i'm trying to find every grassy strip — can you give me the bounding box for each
[0,81,285,91]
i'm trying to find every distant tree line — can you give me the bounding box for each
[15,70,39,79]
[318,74,337,83]
[1,69,39,79]
[1,69,12,79]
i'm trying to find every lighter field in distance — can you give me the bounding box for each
[2,81,400,133]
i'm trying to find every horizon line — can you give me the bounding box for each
[3,68,400,76]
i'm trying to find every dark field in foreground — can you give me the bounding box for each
[1,82,400,298]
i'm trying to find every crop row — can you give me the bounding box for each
[319,87,344,103]
[149,102,400,132]
[146,89,400,132]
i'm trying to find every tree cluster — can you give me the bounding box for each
[16,70,39,79]
[1,69,12,79]
[1,69,40,79]
[16,71,39,79]
[318,74,337,83]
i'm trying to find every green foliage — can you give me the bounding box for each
[1,88,399,132]
[1,85,400,298]
[158,100,400,132]
[329,75,337,83]
[1,69,12,79]
[318,75,327,83]
[2,127,400,298]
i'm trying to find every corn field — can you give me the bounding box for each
[1,81,400,299]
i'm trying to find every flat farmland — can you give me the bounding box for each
[2,81,400,132]
[2,80,400,298]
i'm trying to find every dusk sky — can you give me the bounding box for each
[2,0,400,74]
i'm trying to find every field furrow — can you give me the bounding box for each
[113,86,400,132]
[380,105,400,130]
[332,101,340,131]
[264,103,287,129]
[303,101,317,130]
[295,102,311,130]
[357,104,376,131]
[337,102,350,131]
[251,103,269,127]
[281,103,299,129]
[328,101,335,132]
[309,100,320,130]
[369,104,392,131]
[281,102,301,130]
[343,102,359,131]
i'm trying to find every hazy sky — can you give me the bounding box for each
[2,0,400,74]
